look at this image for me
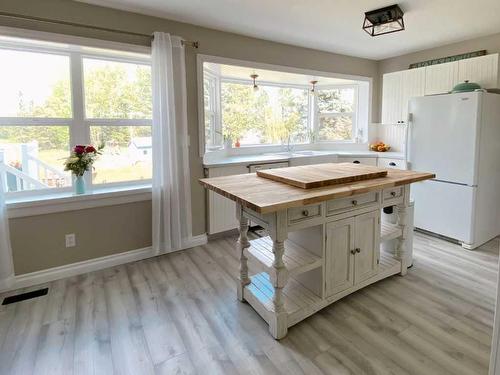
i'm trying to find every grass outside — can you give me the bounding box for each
[38,148,151,185]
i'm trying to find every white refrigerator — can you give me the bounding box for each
[407,91,500,249]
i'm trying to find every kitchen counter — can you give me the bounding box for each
[203,150,404,168]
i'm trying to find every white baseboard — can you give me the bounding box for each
[1,233,208,293]
[182,234,208,249]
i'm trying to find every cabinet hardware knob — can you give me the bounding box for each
[350,249,356,255]
[355,248,361,253]
[302,209,309,217]
[390,191,397,197]
[352,200,358,206]
[389,162,396,166]
[353,160,360,164]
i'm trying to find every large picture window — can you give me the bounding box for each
[201,61,369,153]
[0,37,152,196]
[220,82,309,146]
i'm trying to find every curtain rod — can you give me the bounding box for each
[0,11,199,48]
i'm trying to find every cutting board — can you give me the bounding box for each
[256,162,388,189]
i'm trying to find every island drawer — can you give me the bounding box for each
[288,204,322,225]
[326,191,380,216]
[383,187,404,205]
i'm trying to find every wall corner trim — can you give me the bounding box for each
[2,233,208,293]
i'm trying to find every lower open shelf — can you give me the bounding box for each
[243,251,402,330]
[245,272,322,316]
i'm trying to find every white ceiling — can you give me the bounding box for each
[78,0,500,60]
[206,63,358,86]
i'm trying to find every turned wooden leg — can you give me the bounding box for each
[269,236,289,339]
[236,204,251,301]
[396,203,411,276]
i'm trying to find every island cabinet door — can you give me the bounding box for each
[353,210,381,284]
[325,217,355,297]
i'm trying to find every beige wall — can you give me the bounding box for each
[0,0,380,274]
[10,201,152,274]
[377,32,500,121]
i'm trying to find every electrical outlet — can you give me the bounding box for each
[65,233,76,248]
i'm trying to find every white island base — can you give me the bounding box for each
[235,185,413,339]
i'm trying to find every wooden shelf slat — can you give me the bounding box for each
[245,272,322,315]
[380,222,403,242]
[246,236,322,277]
[379,251,401,271]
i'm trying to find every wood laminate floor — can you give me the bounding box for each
[0,232,498,375]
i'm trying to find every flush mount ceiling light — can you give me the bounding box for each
[363,4,405,37]
[250,74,259,91]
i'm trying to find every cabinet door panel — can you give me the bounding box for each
[381,72,402,124]
[400,67,426,124]
[458,54,499,89]
[354,210,380,284]
[208,165,248,234]
[325,217,355,296]
[425,61,459,95]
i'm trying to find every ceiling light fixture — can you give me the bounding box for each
[363,4,405,37]
[310,80,318,96]
[250,74,259,91]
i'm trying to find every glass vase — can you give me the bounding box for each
[74,175,86,195]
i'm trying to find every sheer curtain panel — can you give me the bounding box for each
[151,32,193,254]
[0,171,15,290]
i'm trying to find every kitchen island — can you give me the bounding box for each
[200,164,434,339]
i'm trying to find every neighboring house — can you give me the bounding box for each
[128,137,152,163]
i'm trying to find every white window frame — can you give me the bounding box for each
[197,54,372,156]
[0,30,152,199]
[203,69,223,150]
[315,84,359,143]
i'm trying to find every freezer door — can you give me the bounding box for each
[407,93,480,185]
[412,180,475,243]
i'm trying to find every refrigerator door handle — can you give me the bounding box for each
[404,114,412,168]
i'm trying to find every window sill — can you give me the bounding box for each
[6,184,152,218]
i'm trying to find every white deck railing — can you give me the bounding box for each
[0,143,69,192]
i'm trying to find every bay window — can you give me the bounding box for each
[0,36,152,196]
[201,59,369,154]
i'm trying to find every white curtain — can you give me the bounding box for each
[0,167,15,290]
[151,32,193,254]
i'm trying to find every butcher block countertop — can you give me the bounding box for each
[200,166,435,214]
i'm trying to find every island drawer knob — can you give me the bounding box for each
[302,209,309,217]
[355,248,361,253]
[352,200,358,206]
[390,191,397,197]
[350,249,356,255]
[389,162,397,166]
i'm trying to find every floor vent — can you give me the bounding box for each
[2,288,49,305]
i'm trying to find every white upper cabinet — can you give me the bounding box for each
[381,71,402,124]
[458,54,499,89]
[400,67,426,123]
[425,61,459,95]
[381,68,425,124]
[381,54,500,124]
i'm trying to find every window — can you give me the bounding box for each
[201,61,368,153]
[204,71,222,151]
[0,37,152,195]
[220,82,309,147]
[316,87,357,142]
